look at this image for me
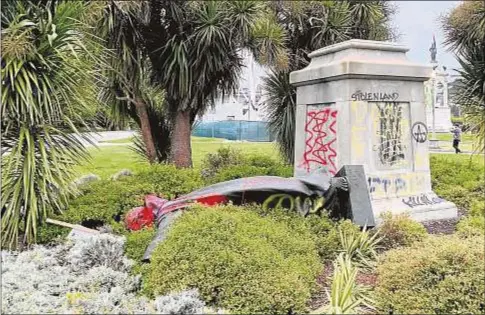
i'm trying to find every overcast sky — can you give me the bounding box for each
[392,1,462,74]
[248,1,464,88]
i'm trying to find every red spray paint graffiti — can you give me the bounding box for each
[300,108,338,175]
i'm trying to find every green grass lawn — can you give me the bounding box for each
[78,136,483,179]
[75,146,148,179]
[430,152,485,167]
[433,132,476,142]
[77,138,279,178]
[427,133,478,152]
[99,137,135,144]
[437,141,476,152]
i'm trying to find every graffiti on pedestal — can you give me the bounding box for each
[351,90,399,102]
[351,101,367,161]
[368,176,406,196]
[412,122,428,143]
[300,106,338,175]
[375,102,406,166]
[402,194,444,208]
[367,173,427,199]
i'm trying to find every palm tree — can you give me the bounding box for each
[442,1,485,153]
[143,0,264,167]
[254,1,395,163]
[1,0,99,248]
[97,1,162,163]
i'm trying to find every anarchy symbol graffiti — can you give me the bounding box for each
[412,122,428,143]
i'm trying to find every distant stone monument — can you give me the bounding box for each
[429,35,437,63]
[290,39,458,222]
[424,36,453,133]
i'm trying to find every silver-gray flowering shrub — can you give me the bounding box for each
[153,289,205,314]
[2,245,74,314]
[1,234,207,314]
[69,265,141,293]
[66,234,131,273]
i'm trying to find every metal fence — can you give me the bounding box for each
[192,120,273,142]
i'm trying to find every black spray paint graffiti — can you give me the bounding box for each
[376,103,405,166]
[402,194,444,208]
[351,91,399,102]
[368,176,406,195]
[411,122,428,143]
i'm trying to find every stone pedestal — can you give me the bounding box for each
[290,39,457,223]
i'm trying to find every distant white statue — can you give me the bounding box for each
[436,82,444,107]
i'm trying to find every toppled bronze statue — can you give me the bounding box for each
[124,165,374,261]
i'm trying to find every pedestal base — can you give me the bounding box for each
[371,191,458,224]
[426,107,454,133]
[429,139,440,149]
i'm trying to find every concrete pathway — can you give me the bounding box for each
[429,149,481,155]
[429,151,475,155]
[77,131,135,148]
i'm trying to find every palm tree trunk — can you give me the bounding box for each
[134,98,157,164]
[170,110,192,168]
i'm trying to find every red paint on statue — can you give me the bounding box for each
[125,206,154,231]
[195,194,228,206]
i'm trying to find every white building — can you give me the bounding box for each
[201,50,269,122]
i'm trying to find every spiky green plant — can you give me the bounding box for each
[315,253,374,314]
[450,44,484,154]
[338,225,382,270]
[262,70,296,163]
[1,0,98,248]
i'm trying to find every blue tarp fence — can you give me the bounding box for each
[192,120,273,142]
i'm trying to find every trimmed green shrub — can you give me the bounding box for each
[62,165,201,225]
[430,155,484,210]
[307,216,360,260]
[129,164,203,200]
[37,165,203,244]
[212,164,293,182]
[249,204,359,260]
[244,154,278,168]
[469,199,485,217]
[201,147,293,183]
[125,227,157,262]
[37,224,70,244]
[243,154,293,177]
[456,199,484,238]
[267,164,294,177]
[125,227,157,279]
[375,235,485,314]
[377,212,427,249]
[146,204,322,314]
[456,215,485,237]
[201,147,244,179]
[211,165,271,183]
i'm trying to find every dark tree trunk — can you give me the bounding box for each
[170,110,192,168]
[134,98,157,164]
